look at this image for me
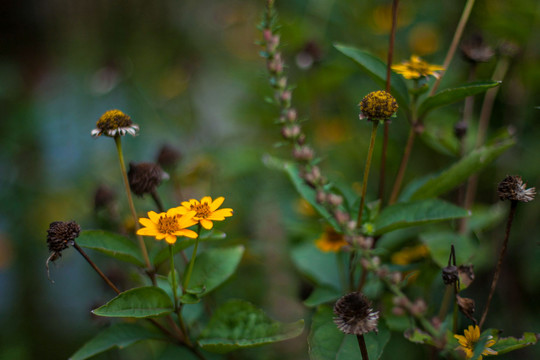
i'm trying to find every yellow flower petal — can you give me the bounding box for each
[139,218,157,228]
[136,228,159,236]
[165,234,177,244]
[210,196,225,211]
[148,211,161,223]
[200,219,213,230]
[175,229,198,238]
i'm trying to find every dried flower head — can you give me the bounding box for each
[94,184,116,211]
[454,325,497,359]
[497,175,536,202]
[128,162,168,196]
[442,265,459,285]
[315,227,348,252]
[156,144,182,168]
[391,55,445,80]
[460,34,495,63]
[333,292,379,335]
[91,109,139,137]
[359,90,398,121]
[456,295,476,324]
[47,221,81,254]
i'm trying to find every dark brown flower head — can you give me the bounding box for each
[91,109,139,137]
[128,162,169,196]
[94,184,116,210]
[359,91,398,121]
[46,221,81,254]
[156,144,182,168]
[497,175,536,202]
[456,295,477,324]
[333,292,379,335]
[460,34,495,63]
[442,265,459,285]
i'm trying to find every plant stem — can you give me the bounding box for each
[151,190,165,212]
[388,126,416,204]
[357,334,370,360]
[357,121,379,227]
[170,244,179,308]
[430,0,476,95]
[73,243,121,294]
[114,136,152,273]
[379,0,400,202]
[182,224,202,291]
[479,200,517,328]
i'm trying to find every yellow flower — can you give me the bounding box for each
[391,55,445,80]
[315,227,348,252]
[359,90,398,121]
[136,208,198,244]
[177,196,233,230]
[91,109,139,137]
[454,325,497,359]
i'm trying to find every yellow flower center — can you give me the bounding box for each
[158,215,180,234]
[191,203,211,218]
[96,109,133,131]
[360,90,398,120]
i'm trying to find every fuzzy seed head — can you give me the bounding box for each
[46,221,81,253]
[359,91,398,121]
[333,292,379,335]
[497,175,536,202]
[128,162,168,196]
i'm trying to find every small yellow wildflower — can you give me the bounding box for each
[454,325,497,359]
[177,196,233,230]
[315,227,348,252]
[137,208,198,244]
[359,90,398,121]
[91,109,139,137]
[391,55,445,80]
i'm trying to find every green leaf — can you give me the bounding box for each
[491,331,539,355]
[264,156,341,231]
[373,199,470,235]
[308,305,390,360]
[417,81,501,120]
[151,230,227,266]
[334,44,410,114]
[402,136,515,201]
[304,285,341,307]
[404,328,434,345]
[77,230,144,266]
[157,345,199,360]
[291,242,342,288]
[69,323,167,360]
[467,204,506,233]
[184,246,244,296]
[420,231,477,268]
[198,300,304,353]
[92,286,174,318]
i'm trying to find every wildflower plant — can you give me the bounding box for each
[259,0,538,359]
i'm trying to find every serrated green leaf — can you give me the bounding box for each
[151,230,226,266]
[334,44,410,114]
[404,328,434,345]
[492,331,539,355]
[402,136,515,201]
[77,230,144,266]
[92,286,174,318]
[263,155,341,231]
[308,305,390,360]
[291,242,342,289]
[198,300,304,353]
[157,345,200,360]
[420,231,477,268]
[374,199,469,235]
[184,246,244,296]
[69,323,167,360]
[418,81,501,120]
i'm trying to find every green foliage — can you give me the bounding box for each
[308,306,390,360]
[92,287,174,318]
[417,81,501,120]
[77,230,145,266]
[183,245,244,296]
[303,285,342,307]
[420,231,477,267]
[373,199,469,235]
[491,331,540,354]
[291,242,342,289]
[69,323,167,360]
[401,135,515,201]
[198,300,304,353]
[334,44,410,114]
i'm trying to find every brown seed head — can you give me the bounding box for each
[156,144,182,168]
[460,34,495,63]
[333,292,379,335]
[128,162,168,196]
[497,175,536,202]
[46,221,81,254]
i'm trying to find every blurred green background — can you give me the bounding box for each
[1,0,539,359]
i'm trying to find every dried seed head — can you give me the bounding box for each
[359,91,398,121]
[333,292,379,335]
[46,221,81,254]
[456,295,476,324]
[442,265,459,285]
[497,175,536,202]
[458,264,475,289]
[94,184,116,211]
[460,34,495,63]
[128,162,168,196]
[156,144,182,168]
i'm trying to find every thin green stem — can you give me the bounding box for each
[430,0,476,95]
[182,224,202,291]
[357,334,370,360]
[114,136,152,273]
[170,244,179,308]
[73,242,121,294]
[388,126,416,205]
[357,121,379,227]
